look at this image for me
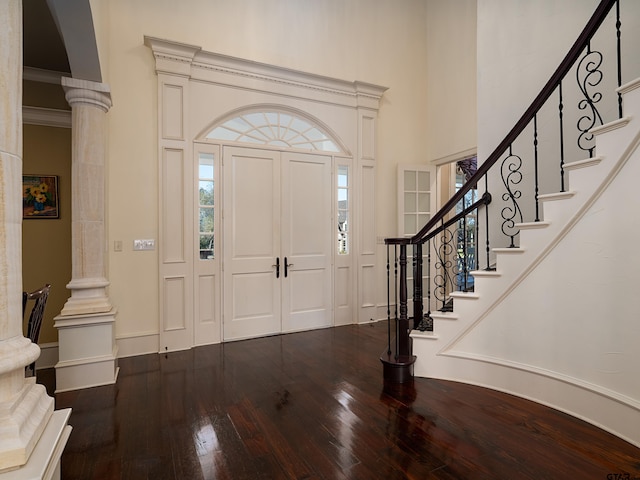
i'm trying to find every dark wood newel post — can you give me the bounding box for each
[413,243,423,331]
[381,239,416,383]
[398,244,410,357]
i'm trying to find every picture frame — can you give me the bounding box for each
[23,175,60,219]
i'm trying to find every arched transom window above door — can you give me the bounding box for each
[204,109,343,153]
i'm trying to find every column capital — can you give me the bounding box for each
[62,77,112,112]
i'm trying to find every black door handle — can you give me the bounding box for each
[272,257,280,278]
[284,257,294,278]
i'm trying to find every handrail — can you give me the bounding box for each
[422,192,491,245]
[386,192,491,244]
[401,0,618,246]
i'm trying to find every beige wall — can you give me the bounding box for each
[19,1,480,349]
[22,124,72,344]
[426,0,477,164]
[477,0,599,162]
[90,0,437,341]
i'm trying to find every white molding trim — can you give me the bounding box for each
[36,342,59,370]
[23,66,67,85]
[23,106,71,129]
[618,76,640,95]
[416,348,640,448]
[0,409,72,480]
[55,359,120,394]
[431,147,477,166]
[563,156,603,171]
[591,116,632,136]
[144,36,388,110]
[445,349,640,411]
[116,332,159,358]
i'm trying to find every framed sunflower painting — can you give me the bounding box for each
[23,175,59,219]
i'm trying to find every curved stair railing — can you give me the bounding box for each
[382,0,628,383]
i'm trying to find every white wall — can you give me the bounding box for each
[90,0,434,343]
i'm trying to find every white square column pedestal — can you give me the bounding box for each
[0,409,72,480]
[54,310,119,393]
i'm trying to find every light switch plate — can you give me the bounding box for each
[133,239,155,251]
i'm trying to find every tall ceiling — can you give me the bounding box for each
[23,0,102,83]
[23,0,70,74]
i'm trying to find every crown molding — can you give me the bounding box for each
[431,147,478,166]
[144,36,389,110]
[23,106,72,128]
[23,67,68,85]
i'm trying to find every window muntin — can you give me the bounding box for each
[206,111,340,153]
[402,169,431,236]
[199,153,215,259]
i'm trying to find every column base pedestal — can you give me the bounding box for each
[0,409,72,480]
[54,309,119,392]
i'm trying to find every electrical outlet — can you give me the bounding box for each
[133,239,155,251]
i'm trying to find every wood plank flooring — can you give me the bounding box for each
[38,323,640,479]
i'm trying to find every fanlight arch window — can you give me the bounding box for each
[204,110,341,153]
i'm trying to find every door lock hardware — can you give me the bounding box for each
[284,257,294,277]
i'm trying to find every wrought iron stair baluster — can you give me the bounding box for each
[559,81,566,192]
[500,145,523,248]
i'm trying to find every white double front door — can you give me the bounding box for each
[223,147,333,340]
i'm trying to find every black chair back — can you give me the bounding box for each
[23,284,51,376]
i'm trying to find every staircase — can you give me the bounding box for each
[413,78,640,448]
[383,0,640,449]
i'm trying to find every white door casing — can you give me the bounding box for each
[223,147,332,341]
[147,38,386,352]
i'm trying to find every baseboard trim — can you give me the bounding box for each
[37,342,59,370]
[116,332,159,358]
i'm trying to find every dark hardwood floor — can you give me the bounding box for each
[37,322,640,479]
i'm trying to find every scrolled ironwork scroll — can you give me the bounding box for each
[500,146,523,248]
[433,226,455,310]
[576,43,604,155]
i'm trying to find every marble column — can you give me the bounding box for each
[54,78,118,392]
[0,0,55,472]
[60,77,113,316]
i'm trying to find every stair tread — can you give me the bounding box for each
[563,156,603,170]
[538,191,575,201]
[517,221,550,229]
[493,247,525,254]
[450,291,479,299]
[591,116,631,136]
[430,311,459,319]
[410,330,439,340]
[471,270,501,277]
